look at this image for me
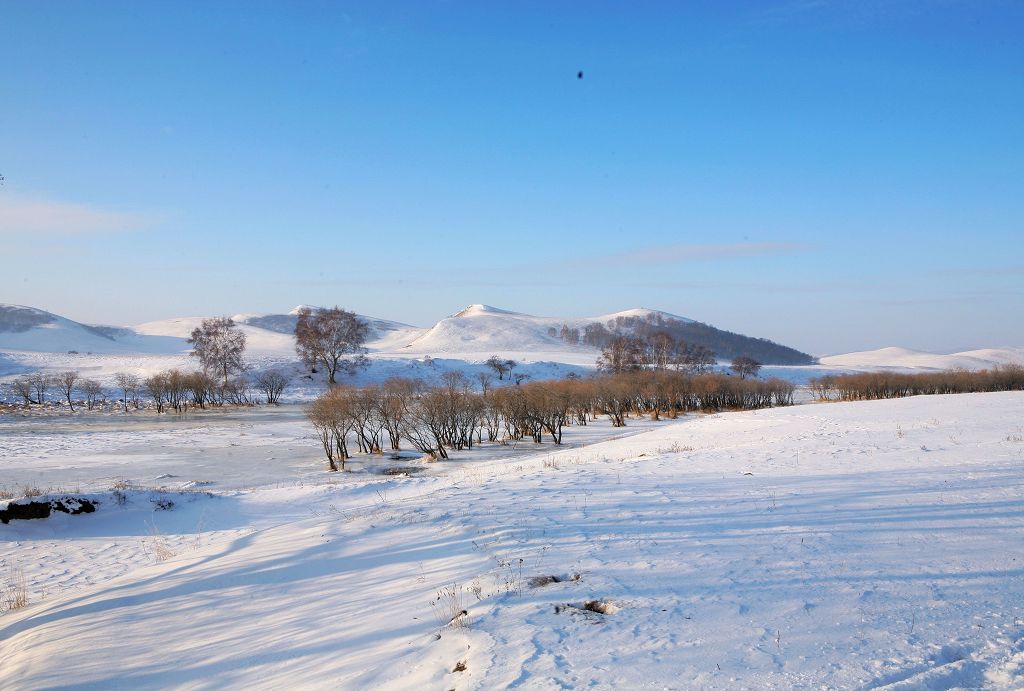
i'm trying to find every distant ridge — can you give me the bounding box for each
[0,301,817,365]
[820,346,1024,371]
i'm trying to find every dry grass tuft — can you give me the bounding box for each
[432,584,468,629]
[145,523,177,562]
[3,566,29,612]
[20,485,43,499]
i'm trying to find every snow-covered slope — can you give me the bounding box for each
[401,303,691,358]
[0,305,182,355]
[232,306,425,352]
[0,302,703,368]
[135,316,294,357]
[2,393,1023,688]
[43,302,1024,378]
[403,304,567,354]
[0,303,423,361]
[821,346,1024,371]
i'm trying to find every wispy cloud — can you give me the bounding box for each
[0,194,151,236]
[931,265,1024,278]
[565,241,807,269]
[867,289,1024,307]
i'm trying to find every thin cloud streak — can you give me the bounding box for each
[0,195,151,236]
[564,241,808,270]
[931,265,1024,278]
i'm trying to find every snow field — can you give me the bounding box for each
[1,392,1023,688]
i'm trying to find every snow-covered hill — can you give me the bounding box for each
[232,306,425,353]
[0,304,422,360]
[820,346,1024,371]
[401,304,693,358]
[0,305,182,355]
[0,302,699,364]
[13,302,1022,380]
[404,304,574,355]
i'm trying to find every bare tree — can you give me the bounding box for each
[682,344,716,374]
[56,371,80,411]
[294,307,369,384]
[596,336,646,374]
[648,332,677,370]
[145,372,169,413]
[559,324,580,345]
[400,390,451,459]
[583,322,610,347]
[30,372,52,405]
[114,373,141,412]
[475,371,494,396]
[440,370,471,394]
[378,377,419,450]
[485,355,509,381]
[185,371,215,409]
[164,369,189,413]
[730,356,762,380]
[81,379,103,410]
[189,317,247,389]
[306,388,354,471]
[11,376,35,405]
[254,370,289,405]
[223,377,254,406]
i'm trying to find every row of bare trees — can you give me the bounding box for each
[4,368,289,413]
[810,366,1024,401]
[143,369,290,412]
[596,333,717,374]
[306,370,795,471]
[8,372,104,411]
[595,333,766,381]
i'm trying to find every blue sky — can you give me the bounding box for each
[1,1,1021,355]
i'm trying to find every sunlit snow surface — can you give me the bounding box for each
[2,392,1023,689]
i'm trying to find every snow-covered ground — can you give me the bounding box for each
[2,392,1023,688]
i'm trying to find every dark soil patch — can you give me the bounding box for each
[381,466,426,476]
[582,599,617,614]
[529,573,581,588]
[555,598,618,616]
[1,496,97,524]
